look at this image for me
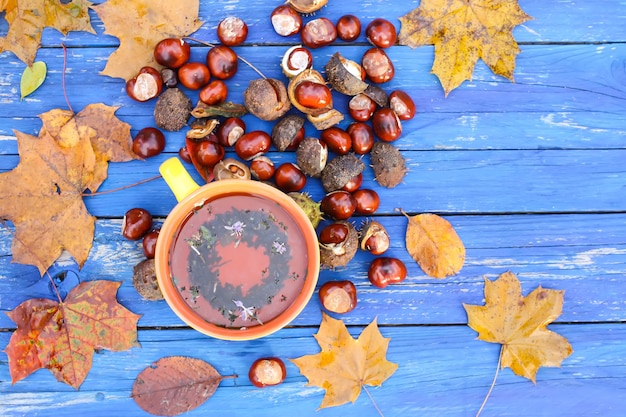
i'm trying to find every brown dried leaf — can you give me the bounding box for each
[0,0,95,66]
[132,356,227,416]
[463,271,573,382]
[290,313,398,409]
[93,0,203,80]
[398,0,532,95]
[5,281,141,389]
[403,211,465,278]
[0,105,136,274]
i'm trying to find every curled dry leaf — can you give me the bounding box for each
[398,0,532,96]
[401,210,465,278]
[290,313,398,410]
[463,271,573,382]
[5,281,141,389]
[93,0,203,80]
[0,105,137,274]
[132,356,234,416]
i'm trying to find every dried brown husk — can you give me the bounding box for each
[325,53,368,96]
[287,0,328,13]
[307,109,344,130]
[191,101,248,119]
[244,78,291,121]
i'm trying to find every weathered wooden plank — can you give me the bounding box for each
[1,324,624,417]
[2,213,624,329]
[4,0,625,50]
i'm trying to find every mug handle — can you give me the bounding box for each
[159,157,201,202]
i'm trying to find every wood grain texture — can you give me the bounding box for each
[1,1,626,416]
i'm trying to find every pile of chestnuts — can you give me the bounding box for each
[123,0,415,325]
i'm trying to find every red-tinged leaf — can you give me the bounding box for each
[5,280,141,389]
[132,356,231,416]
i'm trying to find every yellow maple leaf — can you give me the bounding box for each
[290,313,398,409]
[93,0,203,80]
[398,0,532,96]
[0,0,95,66]
[463,271,573,382]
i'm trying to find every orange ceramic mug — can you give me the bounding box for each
[155,157,320,341]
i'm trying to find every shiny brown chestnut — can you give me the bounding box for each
[122,208,153,241]
[368,257,407,288]
[352,188,380,214]
[321,127,352,155]
[348,93,377,122]
[154,38,190,69]
[294,81,333,110]
[281,46,313,78]
[301,18,337,49]
[389,90,417,121]
[362,47,394,84]
[217,16,248,46]
[142,229,160,259]
[270,5,302,37]
[199,79,228,105]
[250,156,275,181]
[177,62,211,90]
[346,122,375,155]
[235,131,271,160]
[132,127,166,158]
[216,117,246,147]
[196,140,225,167]
[319,223,349,245]
[206,45,238,80]
[365,18,397,48]
[249,357,286,388]
[126,66,163,102]
[274,163,307,192]
[359,220,389,255]
[372,107,402,142]
[336,15,361,42]
[319,280,357,314]
[321,190,357,220]
[341,173,362,193]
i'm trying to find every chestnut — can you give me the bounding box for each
[348,93,376,122]
[321,127,352,155]
[217,16,248,46]
[272,115,305,151]
[362,47,394,84]
[346,122,375,155]
[122,208,153,240]
[235,131,271,160]
[274,163,307,192]
[249,357,286,388]
[294,80,332,110]
[178,146,192,163]
[368,257,407,288]
[359,220,389,255]
[206,45,238,80]
[270,5,302,37]
[321,190,357,220]
[319,280,357,314]
[281,46,313,78]
[341,173,362,193]
[319,221,359,268]
[372,108,402,142]
[365,18,397,48]
[250,156,275,181]
[177,62,211,90]
[142,229,160,259]
[352,188,380,214]
[132,127,166,158]
[216,117,246,147]
[213,158,251,180]
[154,38,190,69]
[390,90,417,121]
[126,66,163,102]
[199,79,228,105]
[319,223,349,245]
[196,140,225,167]
[301,18,337,49]
[336,15,361,42]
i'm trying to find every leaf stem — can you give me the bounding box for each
[475,345,503,417]
[363,385,385,417]
[61,44,74,114]
[82,175,162,197]
[184,37,267,79]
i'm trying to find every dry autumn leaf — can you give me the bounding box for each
[0,0,95,66]
[132,356,234,416]
[463,271,573,382]
[290,313,398,410]
[5,280,141,389]
[398,0,532,96]
[402,211,465,278]
[0,104,137,275]
[93,0,203,80]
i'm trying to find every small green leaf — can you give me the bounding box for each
[20,62,47,100]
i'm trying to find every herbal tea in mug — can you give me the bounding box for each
[168,192,309,329]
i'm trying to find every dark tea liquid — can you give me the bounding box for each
[169,193,309,329]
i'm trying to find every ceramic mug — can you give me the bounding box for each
[154,157,320,341]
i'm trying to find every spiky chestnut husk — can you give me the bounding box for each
[321,153,365,192]
[132,259,163,300]
[370,141,407,188]
[288,192,324,228]
[296,137,327,178]
[154,88,192,131]
[319,221,358,268]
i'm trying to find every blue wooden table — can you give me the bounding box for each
[1,1,626,416]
